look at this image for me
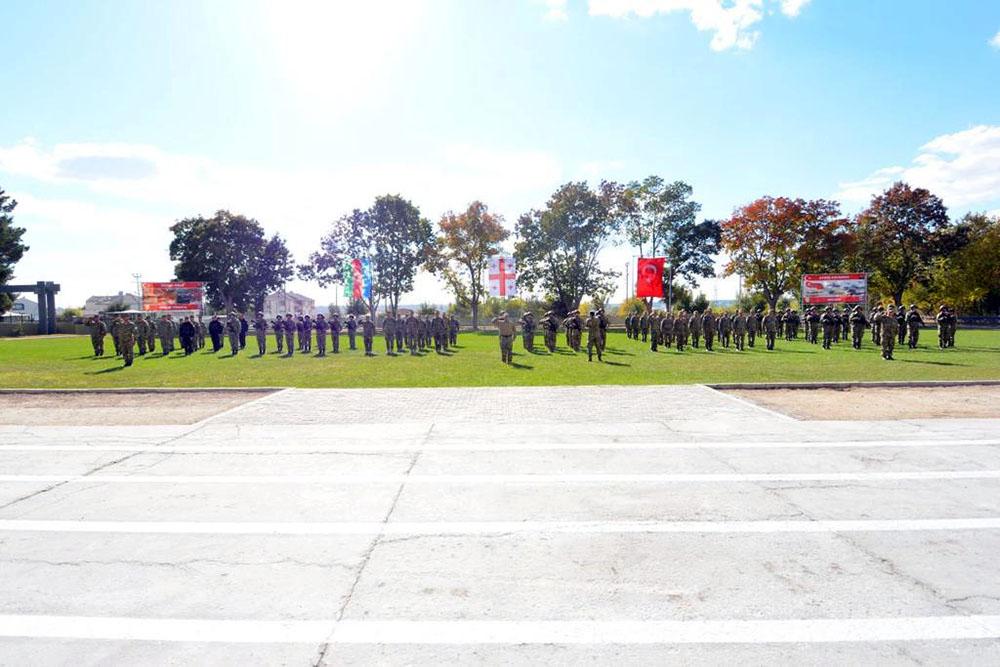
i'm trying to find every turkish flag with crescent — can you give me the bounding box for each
[636,257,665,298]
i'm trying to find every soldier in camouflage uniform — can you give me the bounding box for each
[283,314,296,356]
[360,314,376,356]
[540,311,558,352]
[405,312,419,355]
[87,316,107,356]
[431,312,446,352]
[134,316,148,355]
[819,306,835,349]
[330,313,342,353]
[143,315,156,354]
[272,317,284,354]
[660,310,675,348]
[870,305,883,345]
[648,311,660,351]
[397,314,406,352]
[702,308,716,351]
[746,308,758,347]
[253,312,268,355]
[563,311,582,352]
[733,310,747,351]
[639,311,649,342]
[518,312,536,351]
[762,308,778,350]
[448,315,459,347]
[849,305,867,349]
[674,310,689,351]
[689,310,702,348]
[895,306,906,346]
[719,312,732,348]
[119,316,137,367]
[492,311,517,364]
[906,305,922,348]
[346,314,358,350]
[314,314,328,356]
[880,305,899,360]
[584,311,603,362]
[381,312,397,355]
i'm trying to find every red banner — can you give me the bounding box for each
[801,273,868,305]
[142,282,205,311]
[351,259,363,300]
[636,257,665,298]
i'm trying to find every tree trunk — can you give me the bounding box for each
[471,298,479,330]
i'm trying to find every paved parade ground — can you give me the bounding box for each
[1,385,1000,664]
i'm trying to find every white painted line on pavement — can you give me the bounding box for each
[697,384,799,422]
[1,614,999,644]
[3,470,1000,484]
[2,518,1000,535]
[1,439,998,454]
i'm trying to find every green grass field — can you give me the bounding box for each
[1,329,998,389]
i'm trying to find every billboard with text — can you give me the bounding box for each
[801,273,867,305]
[142,282,205,311]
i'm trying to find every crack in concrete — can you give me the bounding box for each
[311,423,432,667]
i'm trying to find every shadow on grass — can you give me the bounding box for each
[602,360,630,367]
[90,366,125,374]
[898,359,968,367]
[510,361,533,370]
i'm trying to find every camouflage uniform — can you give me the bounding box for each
[135,316,149,355]
[519,312,536,351]
[253,314,268,355]
[905,306,921,348]
[849,306,867,349]
[880,307,899,360]
[405,314,419,355]
[702,309,716,351]
[660,311,674,348]
[820,307,835,349]
[674,311,689,351]
[283,315,296,355]
[639,312,649,342]
[118,317,137,367]
[746,310,758,347]
[382,314,397,354]
[689,311,702,348]
[273,318,284,353]
[361,316,376,356]
[584,312,603,362]
[346,315,358,350]
[733,311,747,350]
[719,313,732,348]
[330,314,342,353]
[87,317,107,356]
[540,311,559,352]
[762,309,778,350]
[492,312,517,364]
[315,314,329,355]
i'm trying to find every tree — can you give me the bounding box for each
[924,213,1000,314]
[169,210,293,313]
[855,182,950,305]
[0,189,28,316]
[59,307,84,322]
[303,195,433,316]
[720,196,851,310]
[427,201,509,330]
[514,182,618,311]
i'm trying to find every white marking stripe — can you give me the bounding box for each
[2,518,1000,535]
[1,614,999,644]
[3,470,1000,484]
[0,438,997,454]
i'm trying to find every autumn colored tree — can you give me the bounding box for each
[854,182,950,305]
[923,213,1000,314]
[514,182,618,312]
[720,196,852,310]
[426,201,509,329]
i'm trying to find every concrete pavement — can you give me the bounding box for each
[0,385,999,665]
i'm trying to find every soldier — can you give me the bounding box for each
[895,305,906,346]
[906,304,922,348]
[197,317,207,350]
[702,308,716,352]
[540,310,558,352]
[649,311,659,352]
[871,305,883,345]
[416,316,427,350]
[87,316,107,356]
[382,312,397,355]
[405,312,419,355]
[346,314,358,350]
[624,312,634,339]
[253,312,267,355]
[492,311,517,364]
[733,309,747,351]
[719,312,732,348]
[881,305,899,360]
[780,308,791,341]
[639,310,649,342]
[807,307,821,344]
[596,308,609,353]
[563,311,582,352]
[397,314,406,352]
[831,308,841,344]
[330,313,342,353]
[145,315,156,354]
[791,309,801,339]
[134,315,148,355]
[819,306,835,349]
[272,317,284,354]
[179,316,197,355]
[762,307,778,350]
[208,315,223,352]
[746,308,758,348]
[674,309,689,351]
[584,310,603,362]
[448,315,459,347]
[660,310,675,348]
[518,311,536,351]
[946,307,957,347]
[225,312,241,355]
[689,310,703,348]
[156,315,172,355]
[108,315,121,357]
[304,315,315,353]
[841,308,850,340]
[357,314,374,356]
[849,305,867,349]
[118,316,137,367]
[431,311,446,352]
[314,314,328,356]
[283,313,296,356]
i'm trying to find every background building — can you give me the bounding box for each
[83,292,142,316]
[263,290,316,319]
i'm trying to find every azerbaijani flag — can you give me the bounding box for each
[343,258,373,300]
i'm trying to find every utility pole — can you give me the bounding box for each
[131,273,142,309]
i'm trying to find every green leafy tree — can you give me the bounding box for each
[303,195,433,316]
[59,307,84,322]
[924,213,1000,314]
[515,182,618,311]
[854,182,950,305]
[0,189,28,315]
[617,296,647,317]
[427,201,509,330]
[169,210,293,313]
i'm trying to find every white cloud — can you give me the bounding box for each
[587,0,811,51]
[837,125,1000,209]
[991,29,1000,49]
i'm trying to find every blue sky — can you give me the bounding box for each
[2,0,999,307]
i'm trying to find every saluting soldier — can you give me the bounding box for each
[819,306,835,349]
[881,305,899,360]
[519,312,536,351]
[870,305,883,345]
[491,311,517,365]
[315,314,329,356]
[584,311,603,362]
[540,311,558,352]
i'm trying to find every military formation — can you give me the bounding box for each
[86,310,462,366]
[85,302,959,368]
